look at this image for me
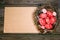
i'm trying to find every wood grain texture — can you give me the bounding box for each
[4,7,40,33]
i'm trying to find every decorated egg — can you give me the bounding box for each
[45,24,52,30]
[46,17,50,24]
[39,18,46,26]
[39,13,47,18]
[53,12,57,16]
[50,17,56,24]
[41,9,47,13]
[47,11,53,17]
[41,26,45,29]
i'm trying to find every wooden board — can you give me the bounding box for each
[4,7,39,33]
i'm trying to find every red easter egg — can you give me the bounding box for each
[45,24,52,30]
[47,11,53,17]
[46,17,50,24]
[39,18,46,26]
[50,17,56,24]
[39,13,47,18]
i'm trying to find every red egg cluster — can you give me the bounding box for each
[38,9,56,30]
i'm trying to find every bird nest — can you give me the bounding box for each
[33,4,58,34]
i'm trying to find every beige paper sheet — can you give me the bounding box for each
[4,7,39,33]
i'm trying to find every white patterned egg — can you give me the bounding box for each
[41,26,45,29]
[41,9,47,13]
[53,12,57,16]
